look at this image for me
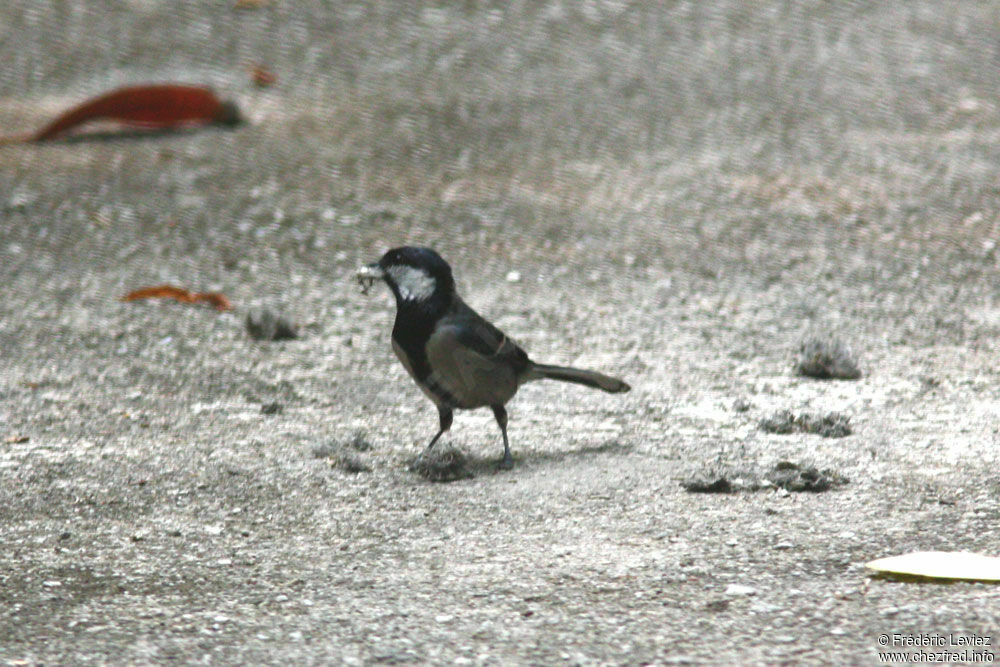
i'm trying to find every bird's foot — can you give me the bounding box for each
[498,454,514,471]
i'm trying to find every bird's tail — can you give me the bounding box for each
[527,363,631,393]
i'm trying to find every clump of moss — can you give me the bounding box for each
[759,410,852,438]
[410,447,474,482]
[766,461,848,492]
[680,461,848,494]
[310,435,373,473]
[681,475,735,493]
[795,336,861,380]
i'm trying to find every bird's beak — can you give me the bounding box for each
[356,263,384,295]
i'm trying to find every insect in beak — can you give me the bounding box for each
[356,264,384,295]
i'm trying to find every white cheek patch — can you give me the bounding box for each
[386,265,437,301]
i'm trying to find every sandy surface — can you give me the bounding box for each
[2,2,1000,664]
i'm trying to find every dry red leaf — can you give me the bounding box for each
[123,285,233,312]
[31,84,242,142]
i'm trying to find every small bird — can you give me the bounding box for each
[358,246,630,469]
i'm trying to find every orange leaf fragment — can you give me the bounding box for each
[122,285,233,312]
[250,64,277,88]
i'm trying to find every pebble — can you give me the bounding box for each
[724,584,757,596]
[882,606,907,617]
[246,308,298,341]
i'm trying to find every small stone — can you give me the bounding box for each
[261,402,283,415]
[505,271,521,283]
[724,584,757,596]
[704,599,730,612]
[246,308,298,341]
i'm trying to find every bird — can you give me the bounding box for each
[357,246,630,469]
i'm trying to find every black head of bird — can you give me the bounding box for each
[358,246,629,469]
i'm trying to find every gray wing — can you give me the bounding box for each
[424,319,524,409]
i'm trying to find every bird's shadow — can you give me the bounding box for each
[408,439,632,482]
[40,125,236,145]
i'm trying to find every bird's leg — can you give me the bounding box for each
[492,405,513,470]
[425,406,453,451]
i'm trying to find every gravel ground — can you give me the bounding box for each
[2,2,1000,664]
